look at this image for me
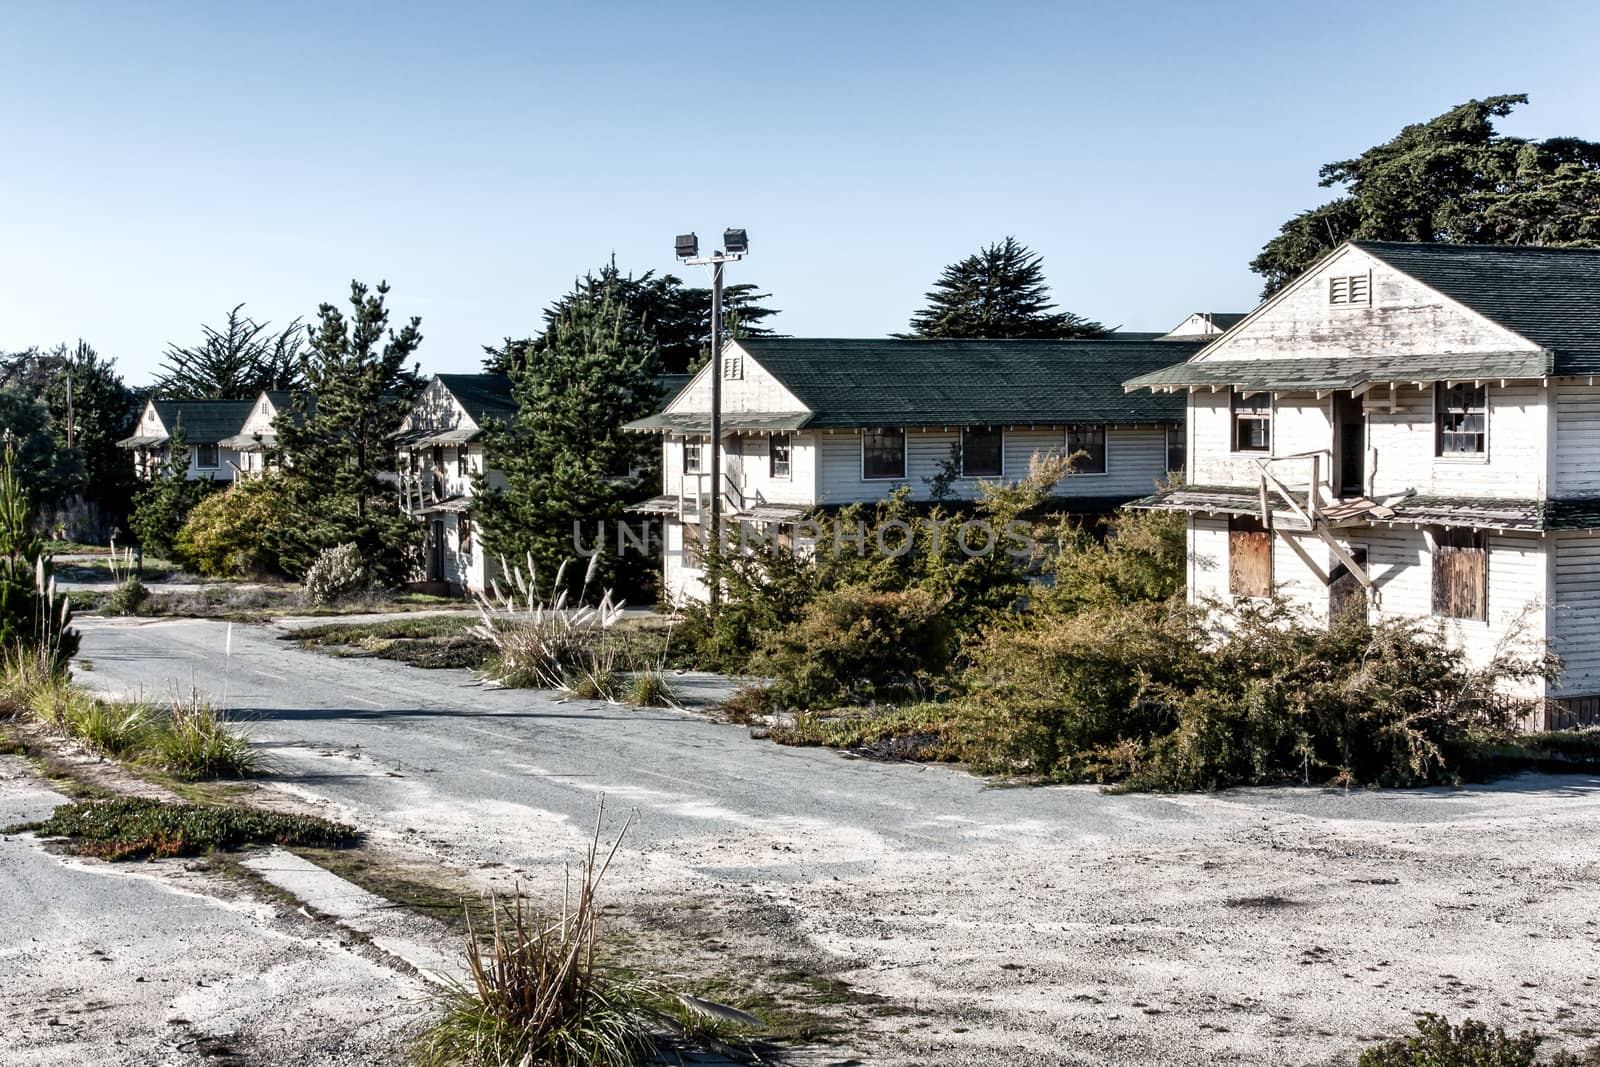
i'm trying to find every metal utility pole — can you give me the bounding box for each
[675,229,748,611]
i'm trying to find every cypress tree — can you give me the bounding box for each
[904,237,1106,340]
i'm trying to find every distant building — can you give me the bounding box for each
[1162,312,1247,339]
[626,337,1200,604]
[117,398,255,481]
[218,390,297,479]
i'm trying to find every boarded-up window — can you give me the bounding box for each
[1432,527,1487,621]
[1229,516,1272,597]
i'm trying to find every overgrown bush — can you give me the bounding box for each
[128,428,218,560]
[104,575,149,616]
[151,690,263,780]
[303,542,370,605]
[0,443,78,667]
[473,557,627,693]
[749,586,957,711]
[173,473,295,577]
[1357,1015,1548,1066]
[960,599,1554,790]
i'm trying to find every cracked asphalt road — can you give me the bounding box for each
[72,614,1600,1066]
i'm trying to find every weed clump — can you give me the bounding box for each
[1357,1014,1591,1066]
[151,690,263,780]
[9,797,358,861]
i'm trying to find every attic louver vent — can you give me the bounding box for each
[1329,273,1372,306]
[722,353,744,381]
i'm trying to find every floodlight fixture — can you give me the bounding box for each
[722,228,748,255]
[675,233,699,259]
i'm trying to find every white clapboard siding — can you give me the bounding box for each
[1195,246,1536,363]
[1554,381,1600,497]
[1188,515,1231,603]
[1365,526,1548,681]
[1553,533,1600,698]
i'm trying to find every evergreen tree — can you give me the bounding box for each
[0,439,78,665]
[904,237,1107,339]
[0,392,83,507]
[127,427,215,559]
[485,259,779,375]
[274,281,423,583]
[1252,94,1600,295]
[154,303,305,399]
[477,281,664,597]
[0,341,141,530]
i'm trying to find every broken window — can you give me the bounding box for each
[1232,390,1271,452]
[1229,515,1272,598]
[1436,383,1488,455]
[769,433,791,479]
[1432,527,1487,621]
[1165,427,1186,477]
[1066,425,1107,474]
[683,438,704,474]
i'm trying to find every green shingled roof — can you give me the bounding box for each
[1125,351,1554,392]
[118,399,255,447]
[435,374,516,426]
[1354,242,1600,376]
[711,337,1200,430]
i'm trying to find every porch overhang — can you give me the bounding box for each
[1123,351,1554,394]
[624,411,812,434]
[1128,484,1573,532]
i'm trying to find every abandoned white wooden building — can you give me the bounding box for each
[218,390,296,479]
[394,374,517,595]
[627,336,1202,604]
[1126,240,1600,721]
[117,398,256,481]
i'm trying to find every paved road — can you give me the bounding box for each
[0,755,427,1066]
[73,615,1600,1066]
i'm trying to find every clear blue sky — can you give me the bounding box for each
[4,1,1599,385]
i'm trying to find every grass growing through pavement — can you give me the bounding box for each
[289,613,490,669]
[7,796,358,861]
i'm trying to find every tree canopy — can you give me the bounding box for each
[1251,94,1600,295]
[273,281,423,582]
[903,237,1107,340]
[477,278,664,597]
[154,303,304,399]
[0,341,140,531]
[485,259,779,375]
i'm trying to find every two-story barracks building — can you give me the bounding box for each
[1127,241,1600,721]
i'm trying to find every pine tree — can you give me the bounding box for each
[273,281,423,583]
[476,281,664,597]
[1251,95,1600,295]
[128,426,215,559]
[485,259,779,375]
[904,237,1106,340]
[154,303,305,399]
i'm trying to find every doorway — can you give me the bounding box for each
[1333,391,1366,498]
[429,520,447,581]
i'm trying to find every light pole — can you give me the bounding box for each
[675,228,748,609]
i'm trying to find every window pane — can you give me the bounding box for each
[1436,384,1487,455]
[863,428,906,479]
[1067,425,1106,474]
[1232,390,1271,453]
[684,439,703,474]
[770,434,791,478]
[1166,429,1186,475]
[195,443,219,468]
[961,426,1003,477]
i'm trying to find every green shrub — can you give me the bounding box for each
[958,600,1551,790]
[128,428,218,560]
[751,586,957,710]
[623,668,676,708]
[173,474,295,577]
[104,576,149,616]
[150,691,263,779]
[8,797,357,861]
[1358,1015,1544,1066]
[67,700,153,758]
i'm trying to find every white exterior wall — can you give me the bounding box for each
[1188,515,1231,605]
[1554,380,1600,497]
[1552,532,1600,699]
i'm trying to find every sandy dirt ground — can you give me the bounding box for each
[71,615,1600,1065]
[0,755,433,1066]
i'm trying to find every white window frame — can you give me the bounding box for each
[683,437,705,475]
[1433,382,1491,463]
[769,433,791,480]
[959,426,1005,479]
[860,427,907,481]
[1230,389,1274,455]
[1065,424,1109,477]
